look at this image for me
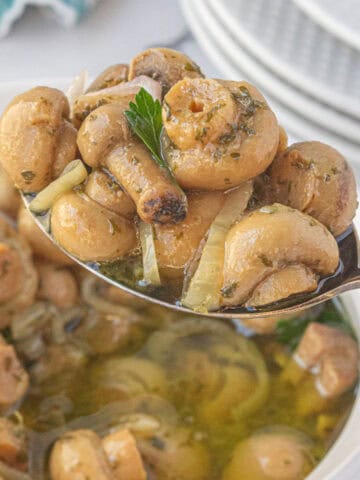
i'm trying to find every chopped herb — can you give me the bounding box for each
[150,436,166,450]
[323,173,331,183]
[21,170,36,183]
[258,254,273,267]
[230,152,240,159]
[239,123,256,136]
[221,282,238,298]
[125,88,169,172]
[195,127,209,142]
[218,132,236,145]
[287,181,292,193]
[184,61,201,73]
[205,103,225,122]
[331,167,339,174]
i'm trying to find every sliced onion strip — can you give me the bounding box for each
[139,221,161,286]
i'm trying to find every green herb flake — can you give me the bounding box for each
[258,254,273,267]
[221,282,238,298]
[230,152,241,159]
[21,170,36,183]
[218,132,236,145]
[184,61,201,73]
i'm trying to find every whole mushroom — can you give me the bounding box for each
[77,103,188,224]
[161,79,279,190]
[269,141,358,236]
[0,87,77,192]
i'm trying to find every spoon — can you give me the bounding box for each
[22,193,360,320]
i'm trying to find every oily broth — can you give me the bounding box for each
[19,300,356,479]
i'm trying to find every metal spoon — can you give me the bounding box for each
[22,193,360,320]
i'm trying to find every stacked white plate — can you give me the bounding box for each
[180,0,360,174]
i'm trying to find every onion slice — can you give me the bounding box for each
[66,69,89,109]
[29,160,88,213]
[139,221,161,286]
[182,181,253,312]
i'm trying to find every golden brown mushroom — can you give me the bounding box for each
[222,204,339,306]
[153,191,225,278]
[78,103,187,224]
[162,79,279,190]
[129,48,204,94]
[50,430,113,480]
[269,141,358,235]
[17,205,72,265]
[84,169,136,219]
[36,261,78,308]
[87,64,129,92]
[0,87,77,192]
[50,191,137,262]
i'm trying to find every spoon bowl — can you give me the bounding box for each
[22,193,360,320]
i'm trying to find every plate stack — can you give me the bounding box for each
[181,0,360,172]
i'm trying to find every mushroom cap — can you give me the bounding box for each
[129,48,204,94]
[0,86,76,192]
[50,191,137,262]
[87,64,129,92]
[162,79,279,190]
[77,104,131,169]
[36,261,79,308]
[222,204,339,306]
[269,141,358,236]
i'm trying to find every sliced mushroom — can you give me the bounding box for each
[50,191,137,262]
[78,103,187,224]
[246,265,318,307]
[222,426,314,480]
[0,339,29,414]
[153,191,225,278]
[129,48,203,94]
[0,87,77,192]
[269,141,358,236]
[87,64,129,92]
[36,261,78,308]
[222,204,339,306]
[50,429,113,480]
[162,79,279,190]
[84,169,136,219]
[0,217,38,328]
[293,322,359,398]
[102,428,146,480]
[17,205,72,266]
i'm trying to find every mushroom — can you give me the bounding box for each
[161,79,279,190]
[84,169,136,219]
[0,338,29,414]
[77,103,188,224]
[129,48,204,94]
[0,418,28,472]
[138,427,210,480]
[0,165,20,218]
[0,217,38,328]
[293,322,359,398]
[36,261,79,308]
[153,191,225,278]
[102,428,146,480]
[222,426,314,480]
[87,64,129,92]
[50,429,113,480]
[269,141,358,236]
[222,204,339,307]
[50,191,137,262]
[17,205,72,265]
[0,87,77,192]
[246,265,318,307]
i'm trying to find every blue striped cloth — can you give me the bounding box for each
[0,0,98,37]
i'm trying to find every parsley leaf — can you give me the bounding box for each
[125,88,168,170]
[276,302,354,350]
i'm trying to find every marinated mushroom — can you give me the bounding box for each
[50,429,113,480]
[153,191,225,278]
[50,191,137,262]
[84,169,136,219]
[222,204,339,307]
[0,87,77,192]
[129,48,204,94]
[0,217,38,327]
[222,426,314,480]
[0,418,28,472]
[78,103,187,224]
[17,205,73,266]
[0,337,29,414]
[161,79,279,190]
[36,262,79,308]
[269,141,358,236]
[87,64,129,92]
[138,427,210,480]
[102,428,146,480]
[293,322,359,398]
